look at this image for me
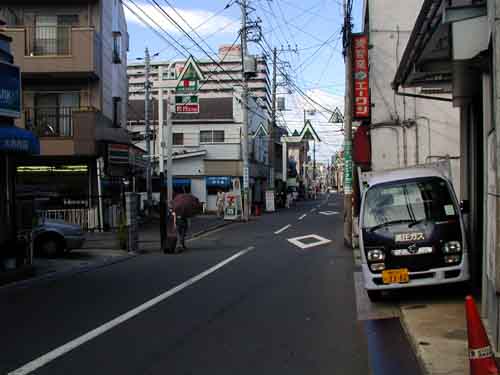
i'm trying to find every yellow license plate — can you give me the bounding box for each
[382,269,409,284]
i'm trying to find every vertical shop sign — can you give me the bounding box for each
[352,34,370,119]
[344,141,353,194]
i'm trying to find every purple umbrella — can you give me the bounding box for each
[172,194,202,218]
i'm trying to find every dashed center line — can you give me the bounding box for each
[274,224,291,234]
[298,214,307,220]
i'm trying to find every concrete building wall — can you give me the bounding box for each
[366,0,461,196]
[100,0,113,121]
[111,0,128,127]
[172,157,204,176]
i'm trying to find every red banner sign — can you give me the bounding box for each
[175,103,199,113]
[352,34,370,119]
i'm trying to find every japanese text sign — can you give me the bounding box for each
[352,34,370,119]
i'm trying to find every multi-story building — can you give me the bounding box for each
[0,0,138,230]
[0,14,39,273]
[361,0,461,192]
[392,0,500,353]
[127,45,278,211]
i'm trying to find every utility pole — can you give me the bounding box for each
[240,0,250,221]
[144,47,153,208]
[158,67,165,175]
[166,90,173,202]
[343,0,353,247]
[268,46,277,190]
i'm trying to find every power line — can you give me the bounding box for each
[156,1,237,58]
[147,0,242,83]
[122,0,188,58]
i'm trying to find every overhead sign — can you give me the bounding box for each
[0,62,21,118]
[175,56,203,93]
[175,95,199,113]
[206,176,231,188]
[352,34,370,119]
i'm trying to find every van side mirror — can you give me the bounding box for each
[460,200,470,214]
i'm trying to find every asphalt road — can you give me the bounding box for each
[0,193,420,374]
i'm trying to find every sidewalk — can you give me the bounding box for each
[400,298,468,375]
[83,214,228,251]
[0,214,229,289]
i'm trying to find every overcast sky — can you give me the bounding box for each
[124,0,363,164]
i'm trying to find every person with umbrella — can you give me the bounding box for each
[170,194,202,252]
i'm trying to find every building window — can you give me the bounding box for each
[113,97,122,127]
[200,130,224,144]
[173,133,184,145]
[113,32,122,64]
[213,130,224,142]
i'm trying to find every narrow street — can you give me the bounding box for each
[1,193,421,375]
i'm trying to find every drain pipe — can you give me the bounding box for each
[369,122,402,167]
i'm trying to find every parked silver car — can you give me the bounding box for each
[33,219,85,257]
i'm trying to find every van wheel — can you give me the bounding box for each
[367,290,383,302]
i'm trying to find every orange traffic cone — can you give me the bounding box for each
[465,295,499,375]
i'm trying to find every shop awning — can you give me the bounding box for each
[393,0,488,91]
[0,126,39,154]
[173,178,191,187]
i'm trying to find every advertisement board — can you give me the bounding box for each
[265,190,275,212]
[0,62,21,118]
[175,95,199,113]
[352,34,370,119]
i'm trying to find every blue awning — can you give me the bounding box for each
[206,176,232,188]
[173,178,191,187]
[0,126,40,154]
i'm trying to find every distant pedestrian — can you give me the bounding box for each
[216,190,225,217]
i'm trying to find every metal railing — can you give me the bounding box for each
[25,26,71,56]
[37,208,99,232]
[25,107,77,137]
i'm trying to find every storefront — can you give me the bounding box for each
[0,29,41,275]
[206,176,232,211]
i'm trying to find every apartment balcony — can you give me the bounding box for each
[3,26,101,81]
[23,106,103,156]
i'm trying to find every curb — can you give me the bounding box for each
[0,220,232,292]
[398,306,431,375]
[0,252,138,293]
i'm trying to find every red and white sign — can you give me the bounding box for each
[352,34,370,119]
[175,103,199,113]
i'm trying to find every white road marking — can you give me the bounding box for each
[319,211,339,216]
[287,234,332,249]
[274,224,291,234]
[298,214,307,220]
[7,246,255,375]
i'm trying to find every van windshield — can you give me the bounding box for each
[363,177,458,230]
